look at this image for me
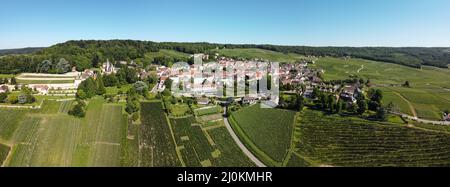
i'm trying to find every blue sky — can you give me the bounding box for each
[1,0,450,49]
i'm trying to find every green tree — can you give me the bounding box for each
[125,98,140,114]
[103,74,119,87]
[312,87,320,99]
[319,93,328,109]
[133,81,149,96]
[10,77,17,85]
[357,99,367,115]
[0,93,8,103]
[296,94,305,111]
[376,107,387,121]
[55,58,71,74]
[336,100,343,114]
[92,53,101,68]
[348,103,357,114]
[76,89,87,100]
[368,88,383,103]
[77,77,97,99]
[69,102,86,117]
[7,94,18,104]
[328,94,336,113]
[164,79,173,91]
[36,60,52,73]
[96,73,106,95]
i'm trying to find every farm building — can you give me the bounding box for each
[340,84,359,103]
[33,85,50,95]
[242,96,257,105]
[197,97,210,105]
[80,69,95,79]
[0,85,8,93]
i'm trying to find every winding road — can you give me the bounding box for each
[390,111,450,125]
[222,107,266,167]
[357,65,365,73]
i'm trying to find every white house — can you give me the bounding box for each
[34,85,49,95]
[0,85,8,93]
[197,97,210,105]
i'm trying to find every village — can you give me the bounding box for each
[0,56,371,108]
[1,55,449,122]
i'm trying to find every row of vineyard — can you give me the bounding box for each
[140,101,181,167]
[170,117,255,167]
[0,143,10,166]
[295,110,450,167]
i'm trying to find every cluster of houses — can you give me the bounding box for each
[0,58,151,97]
[156,57,277,99]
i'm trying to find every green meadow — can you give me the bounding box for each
[312,57,450,120]
[212,48,314,63]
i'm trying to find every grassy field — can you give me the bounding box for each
[3,97,128,167]
[139,101,181,167]
[0,74,15,78]
[0,109,27,141]
[212,48,312,63]
[194,106,222,116]
[379,88,415,116]
[105,84,132,95]
[312,57,450,120]
[169,104,191,117]
[170,116,254,167]
[291,109,450,167]
[145,49,190,62]
[229,104,296,166]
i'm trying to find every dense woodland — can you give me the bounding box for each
[1,40,449,74]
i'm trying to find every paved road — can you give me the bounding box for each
[222,107,267,167]
[391,112,450,125]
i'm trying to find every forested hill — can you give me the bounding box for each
[246,45,450,68]
[0,47,45,56]
[0,40,449,74]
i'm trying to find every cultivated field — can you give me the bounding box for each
[145,49,190,62]
[291,110,450,167]
[0,143,10,166]
[312,57,450,120]
[229,104,296,166]
[0,109,27,141]
[194,106,222,116]
[139,101,181,167]
[170,116,254,167]
[212,48,313,63]
[3,97,128,167]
